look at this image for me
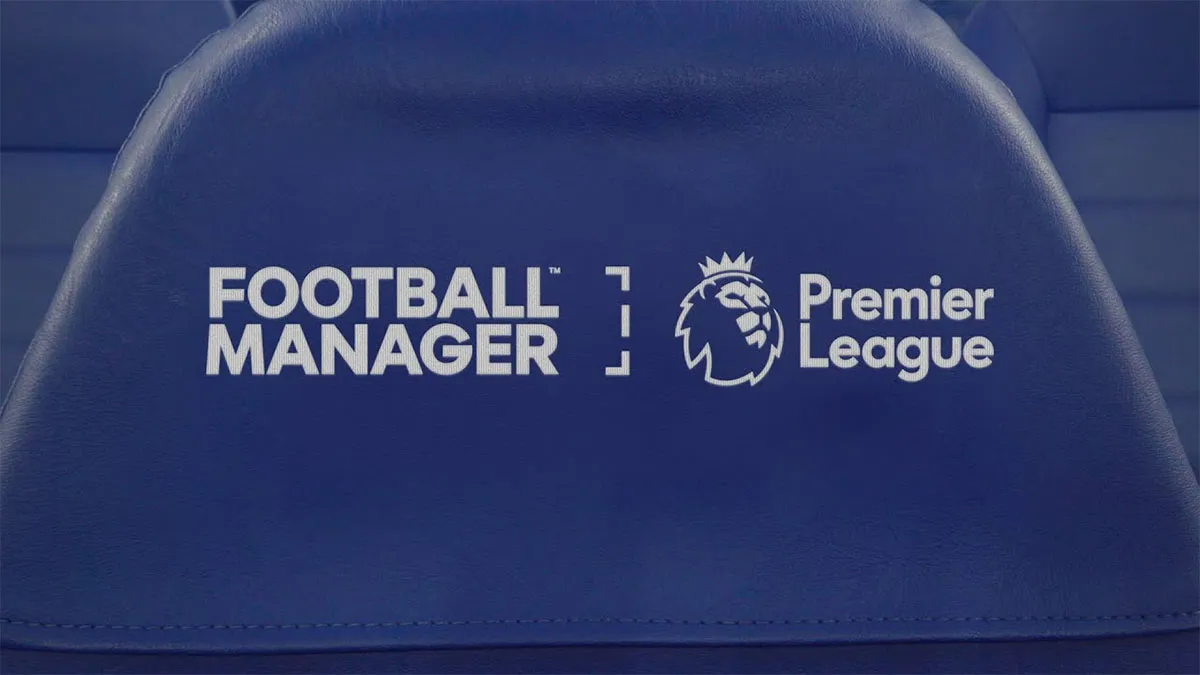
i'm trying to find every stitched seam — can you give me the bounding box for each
[2,612,1197,631]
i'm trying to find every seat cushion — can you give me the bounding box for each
[0,1,233,395]
[961,1,1200,476]
[1049,111,1200,465]
[0,153,114,394]
[0,0,1196,669]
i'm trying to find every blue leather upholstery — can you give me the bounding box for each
[1,1,1197,671]
[0,0,232,395]
[5,630,1200,675]
[962,0,1200,477]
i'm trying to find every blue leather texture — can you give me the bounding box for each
[0,1,233,395]
[1,0,1197,667]
[4,629,1199,674]
[962,1,1200,476]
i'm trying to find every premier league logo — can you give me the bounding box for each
[674,253,783,387]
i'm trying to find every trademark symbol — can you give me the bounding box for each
[548,267,562,275]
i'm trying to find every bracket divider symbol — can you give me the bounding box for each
[605,266,631,376]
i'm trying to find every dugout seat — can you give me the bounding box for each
[2,1,1196,672]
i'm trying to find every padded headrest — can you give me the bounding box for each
[0,0,232,149]
[962,0,1200,114]
[2,0,1197,656]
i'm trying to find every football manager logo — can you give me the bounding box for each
[675,253,784,387]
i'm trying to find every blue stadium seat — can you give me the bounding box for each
[0,0,233,395]
[961,0,1200,477]
[1,1,1196,672]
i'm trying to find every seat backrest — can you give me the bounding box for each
[0,0,232,394]
[962,0,1200,476]
[1,1,1196,670]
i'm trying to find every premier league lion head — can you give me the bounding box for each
[674,253,784,386]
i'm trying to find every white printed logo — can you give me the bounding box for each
[675,253,783,387]
[204,261,995,383]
